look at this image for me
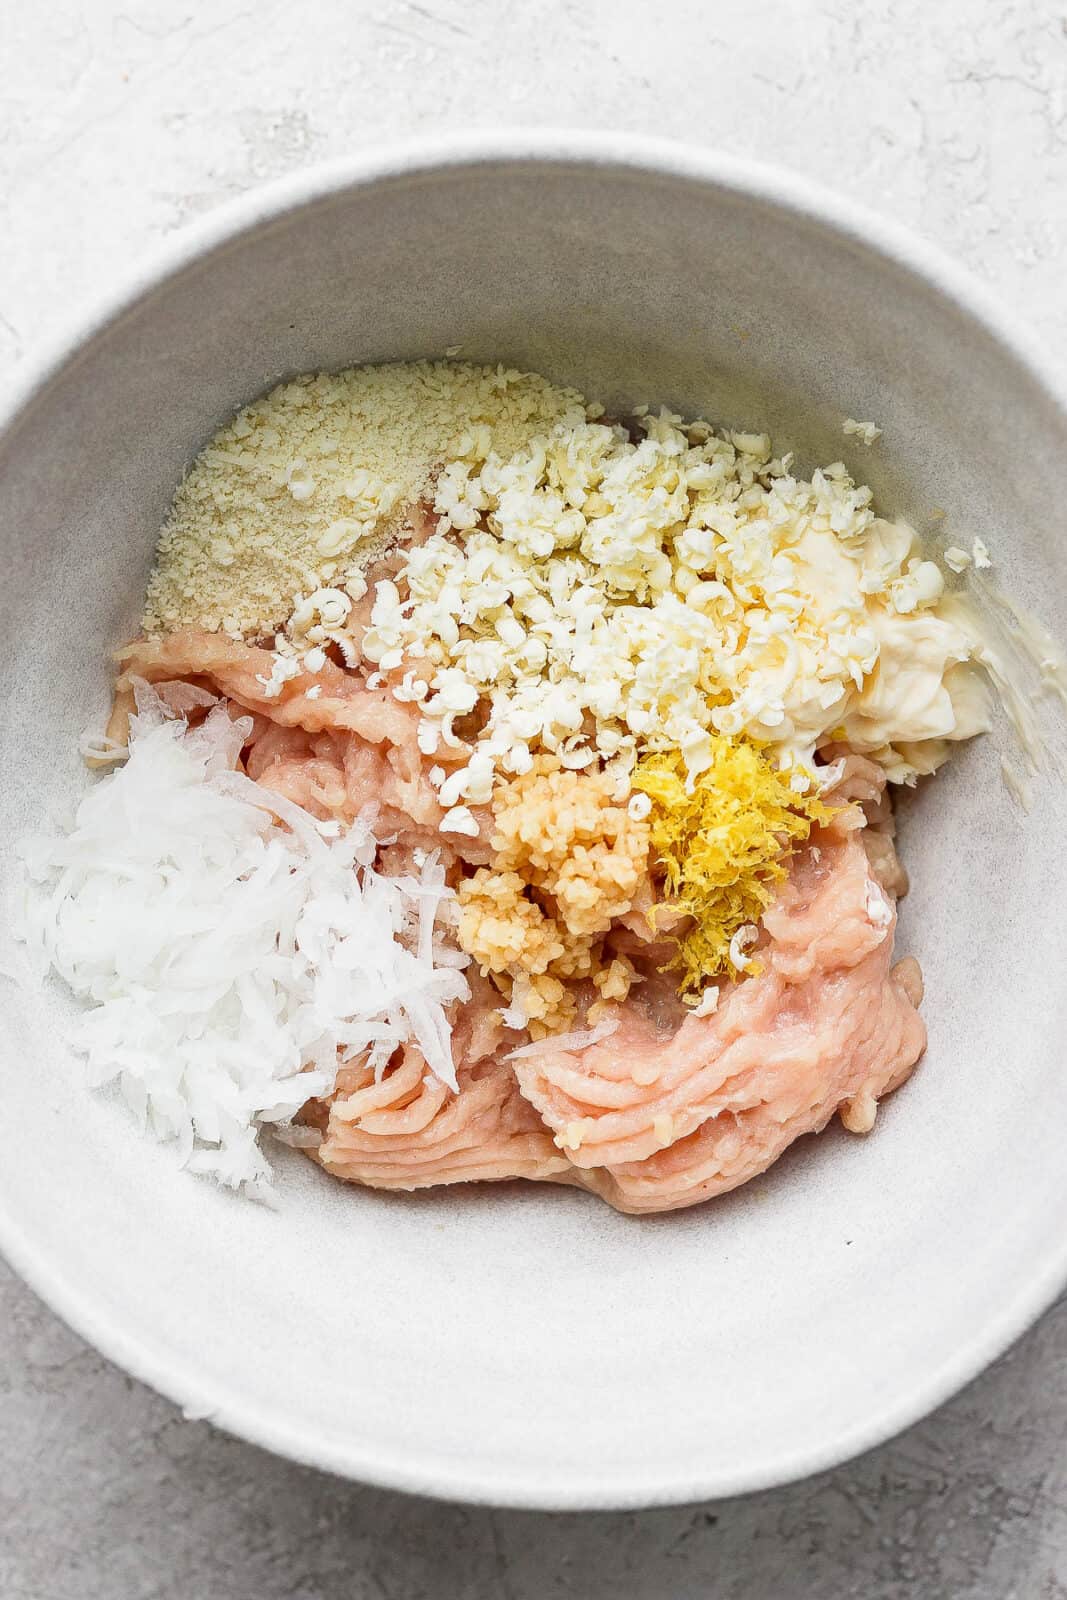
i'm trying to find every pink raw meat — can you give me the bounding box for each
[512,811,925,1213]
[119,632,927,1215]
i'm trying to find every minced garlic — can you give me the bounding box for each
[456,757,649,1034]
[631,740,833,993]
[490,757,648,938]
[143,362,586,640]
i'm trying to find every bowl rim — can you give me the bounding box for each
[3,127,1067,1511]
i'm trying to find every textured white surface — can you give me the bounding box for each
[3,0,1067,1594]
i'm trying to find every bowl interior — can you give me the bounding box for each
[2,147,1067,1507]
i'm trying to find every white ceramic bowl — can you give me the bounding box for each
[2,131,1066,1511]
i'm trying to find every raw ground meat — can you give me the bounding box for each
[301,973,573,1191]
[514,815,923,1214]
[312,1055,572,1191]
[120,633,928,1215]
[118,631,493,860]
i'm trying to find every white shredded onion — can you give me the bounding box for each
[15,683,469,1192]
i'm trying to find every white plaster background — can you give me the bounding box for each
[2,2,1067,1595]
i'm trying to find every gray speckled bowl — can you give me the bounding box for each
[2,131,1066,1510]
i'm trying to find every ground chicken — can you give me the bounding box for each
[119,632,925,1213]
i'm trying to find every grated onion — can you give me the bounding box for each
[505,1019,620,1061]
[15,683,469,1192]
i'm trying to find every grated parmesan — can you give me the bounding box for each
[143,362,586,641]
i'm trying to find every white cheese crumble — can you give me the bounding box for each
[362,408,986,788]
[728,923,759,972]
[498,998,528,1030]
[440,804,480,837]
[255,653,300,699]
[690,984,721,1018]
[843,417,883,446]
[865,880,894,931]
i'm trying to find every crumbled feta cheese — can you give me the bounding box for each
[843,417,883,446]
[254,653,301,699]
[816,758,846,793]
[728,923,759,971]
[288,587,352,643]
[417,720,440,756]
[627,791,652,821]
[393,670,429,704]
[317,518,370,558]
[440,805,480,837]
[363,409,979,790]
[498,998,528,1030]
[437,749,496,808]
[888,558,945,614]
[691,984,720,1018]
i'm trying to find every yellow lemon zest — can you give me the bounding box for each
[632,741,834,994]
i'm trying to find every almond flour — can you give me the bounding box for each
[143,360,586,641]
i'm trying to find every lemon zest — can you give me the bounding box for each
[632,740,834,994]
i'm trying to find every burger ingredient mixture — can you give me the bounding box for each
[18,361,995,1214]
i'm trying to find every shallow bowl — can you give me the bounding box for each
[2,131,1066,1509]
